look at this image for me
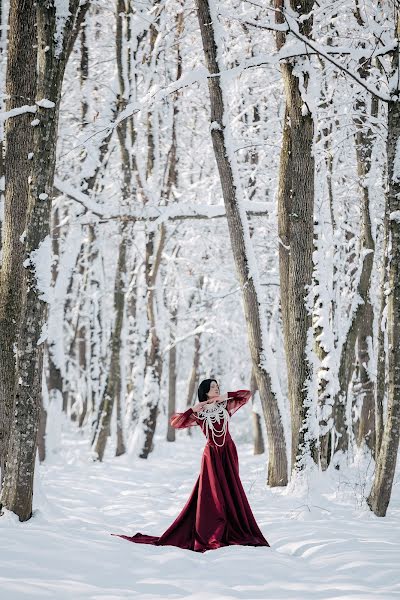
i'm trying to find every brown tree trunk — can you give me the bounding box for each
[250,367,264,455]
[167,303,178,443]
[367,92,400,516]
[0,0,37,489]
[275,0,315,470]
[0,0,85,521]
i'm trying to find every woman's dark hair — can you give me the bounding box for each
[197,379,219,403]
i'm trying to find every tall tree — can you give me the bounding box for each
[367,16,400,516]
[0,0,88,521]
[0,0,37,488]
[274,0,315,470]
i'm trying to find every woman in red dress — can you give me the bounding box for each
[112,379,270,553]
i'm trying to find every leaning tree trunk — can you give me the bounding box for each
[0,0,84,521]
[0,0,37,489]
[367,90,400,516]
[275,0,315,471]
[195,0,288,486]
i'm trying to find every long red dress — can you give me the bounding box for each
[111,390,270,553]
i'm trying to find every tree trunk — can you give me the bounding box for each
[275,0,315,470]
[194,0,288,486]
[91,225,128,461]
[0,0,37,489]
[250,367,264,455]
[167,303,178,442]
[367,94,400,517]
[0,0,85,521]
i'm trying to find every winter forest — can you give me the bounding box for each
[0,0,399,598]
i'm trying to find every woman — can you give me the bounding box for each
[112,379,270,553]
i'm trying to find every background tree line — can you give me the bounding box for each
[0,0,398,521]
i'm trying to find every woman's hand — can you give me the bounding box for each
[192,400,209,413]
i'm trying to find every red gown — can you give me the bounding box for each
[111,390,270,553]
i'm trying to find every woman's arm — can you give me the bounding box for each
[226,389,252,416]
[170,407,200,429]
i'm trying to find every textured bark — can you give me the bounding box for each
[0,0,37,488]
[0,0,84,521]
[195,0,288,486]
[367,95,400,517]
[166,302,178,443]
[275,0,315,469]
[375,210,388,458]
[250,367,265,455]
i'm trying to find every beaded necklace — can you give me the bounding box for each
[197,399,230,447]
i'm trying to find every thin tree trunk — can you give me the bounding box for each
[250,367,264,455]
[91,224,128,460]
[167,303,178,442]
[375,210,388,459]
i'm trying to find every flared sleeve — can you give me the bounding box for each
[226,389,252,416]
[170,407,200,429]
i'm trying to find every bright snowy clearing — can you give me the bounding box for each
[0,411,398,600]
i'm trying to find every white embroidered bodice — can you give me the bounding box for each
[196,399,230,447]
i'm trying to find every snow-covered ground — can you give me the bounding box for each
[0,415,399,600]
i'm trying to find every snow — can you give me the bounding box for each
[0,417,398,599]
[36,99,55,109]
[23,235,52,303]
[54,1,71,59]
[0,105,36,122]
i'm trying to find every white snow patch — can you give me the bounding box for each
[36,99,55,109]
[54,1,72,58]
[23,235,52,303]
[0,421,398,599]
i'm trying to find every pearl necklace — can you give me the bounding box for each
[197,399,230,447]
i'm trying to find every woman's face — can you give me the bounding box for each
[207,380,220,399]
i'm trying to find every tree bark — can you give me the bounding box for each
[367,94,400,516]
[250,367,265,455]
[0,0,85,521]
[0,0,37,489]
[275,0,315,470]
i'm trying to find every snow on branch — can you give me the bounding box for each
[54,177,271,225]
[0,105,37,121]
